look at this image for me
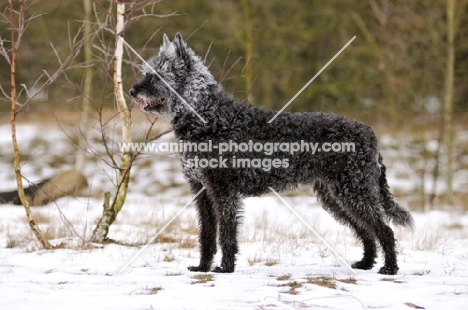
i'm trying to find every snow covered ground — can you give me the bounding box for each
[1,121,467,309]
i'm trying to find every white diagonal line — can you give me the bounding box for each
[120,36,207,124]
[268,36,356,123]
[269,187,357,275]
[115,187,206,275]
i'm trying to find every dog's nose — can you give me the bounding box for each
[129,88,136,97]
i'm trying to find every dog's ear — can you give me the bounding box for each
[162,33,171,49]
[174,32,191,69]
[159,33,176,57]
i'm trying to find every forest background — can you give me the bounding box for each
[1,0,467,124]
[1,0,467,213]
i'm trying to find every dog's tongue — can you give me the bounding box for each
[139,101,147,111]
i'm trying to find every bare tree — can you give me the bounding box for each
[90,0,175,242]
[75,0,95,171]
[240,0,253,102]
[442,0,455,206]
[91,0,133,242]
[0,0,83,249]
[353,0,464,210]
[432,0,468,207]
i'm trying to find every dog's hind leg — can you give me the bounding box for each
[372,219,398,275]
[211,193,243,273]
[188,182,218,272]
[313,181,377,270]
[330,179,399,275]
[344,206,397,274]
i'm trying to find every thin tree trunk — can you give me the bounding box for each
[75,0,94,171]
[352,13,398,127]
[240,0,253,102]
[443,0,455,206]
[429,112,443,209]
[112,0,133,225]
[8,0,52,249]
[91,1,132,242]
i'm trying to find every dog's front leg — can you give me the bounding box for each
[188,184,217,272]
[211,194,242,273]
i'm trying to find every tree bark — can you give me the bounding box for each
[75,0,94,171]
[91,1,133,243]
[443,0,455,205]
[8,0,52,249]
[240,0,253,102]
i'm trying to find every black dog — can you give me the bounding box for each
[130,33,414,275]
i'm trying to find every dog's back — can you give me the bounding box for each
[179,98,379,198]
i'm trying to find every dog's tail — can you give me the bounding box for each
[378,153,414,228]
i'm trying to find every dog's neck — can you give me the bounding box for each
[170,82,238,141]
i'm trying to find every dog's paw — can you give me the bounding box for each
[187,265,210,272]
[378,265,399,275]
[351,260,374,270]
[212,266,234,273]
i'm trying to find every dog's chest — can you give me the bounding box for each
[179,153,203,181]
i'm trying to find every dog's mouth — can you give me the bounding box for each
[132,96,166,113]
[130,95,148,111]
[137,98,149,111]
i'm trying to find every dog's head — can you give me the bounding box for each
[130,33,215,121]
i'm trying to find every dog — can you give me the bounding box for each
[130,33,414,275]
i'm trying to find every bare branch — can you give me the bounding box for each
[140,26,162,54]
[131,11,180,22]
[17,38,84,112]
[50,41,64,66]
[0,84,11,101]
[19,83,31,98]
[219,50,243,84]
[42,69,51,79]
[0,37,11,64]
[203,41,213,64]
[91,0,114,22]
[8,0,53,250]
[186,20,208,41]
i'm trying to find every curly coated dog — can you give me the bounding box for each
[130,33,414,275]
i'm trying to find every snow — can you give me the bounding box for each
[1,122,468,309]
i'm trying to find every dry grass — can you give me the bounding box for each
[337,277,357,285]
[247,253,263,266]
[306,276,336,289]
[272,273,304,295]
[265,259,279,267]
[163,253,175,262]
[270,279,303,295]
[178,237,197,249]
[411,223,452,253]
[152,235,178,244]
[413,269,431,276]
[191,273,215,285]
[276,274,291,281]
[136,286,162,295]
[5,235,21,248]
[149,287,162,294]
[380,277,406,283]
[444,223,464,230]
[6,231,54,251]
[282,281,302,295]
[43,225,68,240]
[181,222,199,235]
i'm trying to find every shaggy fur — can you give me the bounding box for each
[130,33,414,275]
